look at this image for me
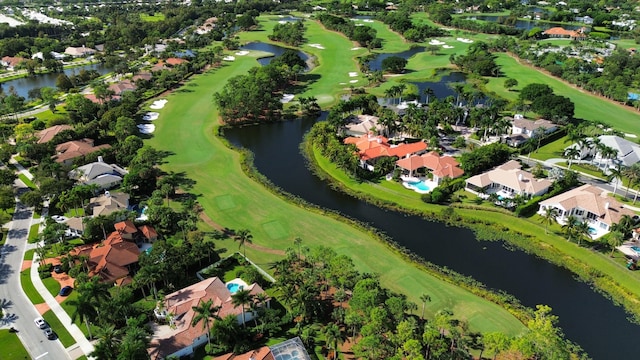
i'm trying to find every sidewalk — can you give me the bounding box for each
[31,253,96,358]
[9,155,34,180]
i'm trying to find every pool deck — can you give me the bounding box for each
[398,175,438,194]
[618,241,640,259]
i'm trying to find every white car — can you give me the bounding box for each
[51,215,67,223]
[34,317,48,329]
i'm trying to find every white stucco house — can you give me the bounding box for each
[465,160,553,199]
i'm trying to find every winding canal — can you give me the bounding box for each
[225,119,639,359]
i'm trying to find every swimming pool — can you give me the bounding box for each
[631,246,640,253]
[588,227,597,235]
[226,283,243,293]
[403,180,431,193]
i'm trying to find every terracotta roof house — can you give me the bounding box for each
[538,184,637,238]
[166,57,188,66]
[344,134,428,171]
[68,158,128,190]
[132,72,153,82]
[53,138,111,165]
[543,27,587,40]
[88,191,130,217]
[214,337,311,360]
[108,80,137,96]
[64,46,96,57]
[148,277,269,359]
[465,160,553,199]
[396,151,464,184]
[505,115,557,147]
[37,124,72,144]
[1,56,26,70]
[139,225,158,242]
[344,114,381,136]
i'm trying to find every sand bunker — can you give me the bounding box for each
[137,124,156,134]
[281,94,295,103]
[149,99,168,110]
[351,47,362,51]
[308,43,325,49]
[442,45,454,49]
[143,112,159,121]
[457,37,474,43]
[235,50,249,56]
[349,80,358,83]
[348,72,358,77]
[222,56,235,61]
[429,39,445,45]
[363,19,374,23]
[339,82,347,85]
[278,20,287,24]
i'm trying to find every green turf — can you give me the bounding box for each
[43,276,61,298]
[42,310,76,348]
[64,208,84,217]
[529,135,570,161]
[24,249,35,260]
[28,223,40,243]
[18,174,36,189]
[145,43,525,335]
[20,268,45,304]
[0,329,29,359]
[140,13,165,22]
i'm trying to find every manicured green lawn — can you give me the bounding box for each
[43,276,61,297]
[140,13,165,22]
[64,208,84,217]
[24,249,35,260]
[0,329,29,359]
[28,223,40,243]
[42,309,76,348]
[145,52,525,334]
[20,268,45,304]
[18,174,36,189]
[529,135,570,161]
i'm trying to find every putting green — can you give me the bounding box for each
[215,195,236,211]
[262,220,288,240]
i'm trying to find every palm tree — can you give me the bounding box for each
[231,289,253,327]
[623,163,640,199]
[608,231,625,257]
[420,293,431,320]
[540,207,558,235]
[234,229,253,259]
[90,324,121,360]
[574,221,591,246]
[191,299,221,349]
[607,164,624,196]
[561,215,579,242]
[68,293,97,339]
[562,147,581,169]
[323,322,346,359]
[423,87,435,104]
[294,237,303,259]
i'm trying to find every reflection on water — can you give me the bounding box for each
[240,42,309,66]
[367,46,425,72]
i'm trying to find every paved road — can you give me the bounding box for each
[0,181,70,360]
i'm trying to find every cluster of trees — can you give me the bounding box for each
[450,18,524,36]
[269,21,305,46]
[55,69,102,92]
[449,42,500,76]
[270,245,585,359]
[459,143,512,175]
[316,13,381,49]
[375,11,446,42]
[519,83,575,123]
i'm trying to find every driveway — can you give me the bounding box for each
[0,181,70,360]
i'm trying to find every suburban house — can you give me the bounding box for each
[543,27,588,40]
[396,151,464,184]
[36,124,72,144]
[1,56,26,70]
[344,114,381,136]
[575,15,594,24]
[53,138,111,165]
[132,72,153,83]
[64,46,96,57]
[68,157,128,190]
[591,135,640,167]
[465,160,553,199]
[196,17,218,34]
[108,80,137,96]
[88,191,130,217]
[69,220,156,285]
[63,217,84,238]
[538,184,636,238]
[214,337,311,360]
[148,277,269,359]
[505,115,557,147]
[344,134,427,171]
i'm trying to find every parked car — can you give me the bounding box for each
[51,215,67,223]
[59,286,72,296]
[43,328,56,340]
[34,317,48,329]
[53,265,63,274]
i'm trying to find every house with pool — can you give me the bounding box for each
[538,184,636,239]
[148,277,269,359]
[344,133,427,171]
[395,151,464,193]
[465,160,553,199]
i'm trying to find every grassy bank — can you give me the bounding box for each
[0,329,29,359]
[145,51,525,334]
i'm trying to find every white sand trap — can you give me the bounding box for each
[150,99,168,109]
[235,50,249,56]
[278,20,287,24]
[456,37,474,43]
[429,39,445,45]
[222,56,235,61]
[137,124,156,134]
[281,94,295,103]
[143,112,159,121]
[348,72,358,77]
[349,80,358,83]
[626,133,638,138]
[308,43,325,49]
[339,82,347,85]
[351,47,362,50]
[363,19,374,23]
[442,45,454,49]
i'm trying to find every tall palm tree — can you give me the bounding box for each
[574,221,591,246]
[323,322,346,359]
[607,164,624,195]
[234,229,253,259]
[68,293,97,339]
[540,207,558,235]
[191,299,221,349]
[623,163,640,199]
[420,293,431,320]
[423,87,435,104]
[294,237,303,259]
[608,231,625,257]
[90,324,122,360]
[231,289,253,327]
[561,215,579,242]
[562,147,581,169]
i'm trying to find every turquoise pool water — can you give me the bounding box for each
[588,227,597,235]
[631,246,640,252]
[226,283,243,293]
[406,180,430,192]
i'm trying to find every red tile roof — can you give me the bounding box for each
[115,220,137,235]
[71,230,140,284]
[214,347,274,360]
[396,151,464,178]
[166,57,188,66]
[344,134,427,161]
[54,138,111,163]
[1,56,26,67]
[139,225,158,241]
[37,125,72,144]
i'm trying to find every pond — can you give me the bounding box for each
[466,15,585,31]
[224,119,640,360]
[367,46,425,72]
[240,42,309,67]
[0,62,113,99]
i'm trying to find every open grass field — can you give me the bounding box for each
[140,13,165,22]
[20,268,45,304]
[145,51,525,334]
[0,329,29,359]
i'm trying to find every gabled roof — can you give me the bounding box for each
[139,225,158,241]
[54,138,111,163]
[344,134,427,161]
[69,161,127,181]
[396,151,464,178]
[71,230,140,284]
[89,192,130,217]
[115,220,137,235]
[597,135,640,167]
[108,80,137,95]
[466,160,553,194]
[539,184,636,226]
[37,125,72,144]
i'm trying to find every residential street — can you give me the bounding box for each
[0,181,70,360]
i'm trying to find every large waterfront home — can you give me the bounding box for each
[505,115,557,147]
[395,151,464,184]
[68,157,128,190]
[344,133,427,171]
[465,160,553,199]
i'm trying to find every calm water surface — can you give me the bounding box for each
[225,119,640,359]
[240,42,309,66]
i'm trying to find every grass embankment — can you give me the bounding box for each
[18,174,36,189]
[28,223,40,243]
[0,329,29,359]
[145,50,524,334]
[20,269,45,304]
[42,309,76,348]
